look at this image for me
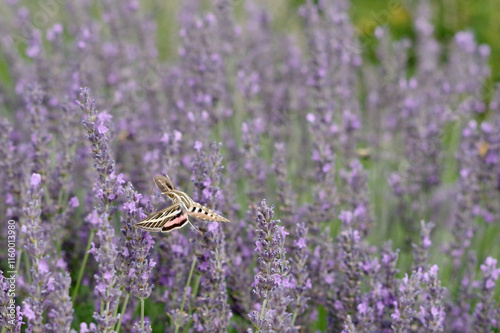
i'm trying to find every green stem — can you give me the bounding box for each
[259,299,268,321]
[53,188,68,256]
[113,291,123,319]
[98,301,109,333]
[24,251,31,284]
[72,229,95,301]
[191,275,201,304]
[141,298,145,329]
[115,293,130,333]
[174,256,197,333]
[259,231,273,322]
[15,249,22,273]
[291,295,301,326]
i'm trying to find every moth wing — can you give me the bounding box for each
[153,174,176,193]
[135,203,188,232]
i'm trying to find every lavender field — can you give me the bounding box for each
[1,0,500,332]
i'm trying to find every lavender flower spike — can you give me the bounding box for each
[79,87,122,331]
[472,257,500,331]
[341,315,356,333]
[116,182,155,332]
[21,173,53,333]
[190,142,231,332]
[249,200,296,332]
[391,265,446,332]
[412,220,434,271]
[290,223,311,327]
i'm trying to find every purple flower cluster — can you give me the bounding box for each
[21,174,54,332]
[289,223,311,326]
[0,0,499,332]
[79,88,122,331]
[116,182,156,332]
[473,257,500,331]
[249,200,295,332]
[190,142,231,332]
[117,183,155,300]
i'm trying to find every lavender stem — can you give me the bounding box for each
[72,229,95,301]
[115,293,130,333]
[174,256,197,333]
[258,231,273,322]
[24,252,31,284]
[291,295,302,326]
[112,294,121,319]
[191,275,201,307]
[259,299,268,322]
[141,298,145,329]
[15,249,22,273]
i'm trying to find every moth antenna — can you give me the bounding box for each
[148,180,155,200]
[188,220,202,234]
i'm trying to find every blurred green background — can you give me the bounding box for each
[1,0,500,83]
[160,0,500,79]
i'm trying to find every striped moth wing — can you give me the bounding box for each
[187,202,230,223]
[135,203,189,233]
[153,175,176,193]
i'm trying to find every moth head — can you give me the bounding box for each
[154,175,175,192]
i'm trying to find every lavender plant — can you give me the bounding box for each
[21,173,53,332]
[79,88,122,331]
[116,182,155,332]
[0,0,498,332]
[472,257,500,331]
[289,222,310,328]
[248,200,295,332]
[190,142,231,332]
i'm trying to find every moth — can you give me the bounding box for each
[134,175,230,232]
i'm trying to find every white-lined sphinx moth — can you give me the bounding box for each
[134,175,230,232]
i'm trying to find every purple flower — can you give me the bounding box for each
[68,196,80,208]
[290,222,311,326]
[116,179,156,333]
[21,173,62,331]
[339,210,353,224]
[306,113,315,123]
[38,260,49,274]
[194,140,203,151]
[29,173,41,188]
[472,257,500,330]
[23,303,35,321]
[189,142,231,331]
[174,130,182,142]
[249,200,294,332]
[412,221,435,271]
[294,237,306,249]
[123,201,137,213]
[392,265,445,332]
[79,88,121,330]
[86,209,102,226]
